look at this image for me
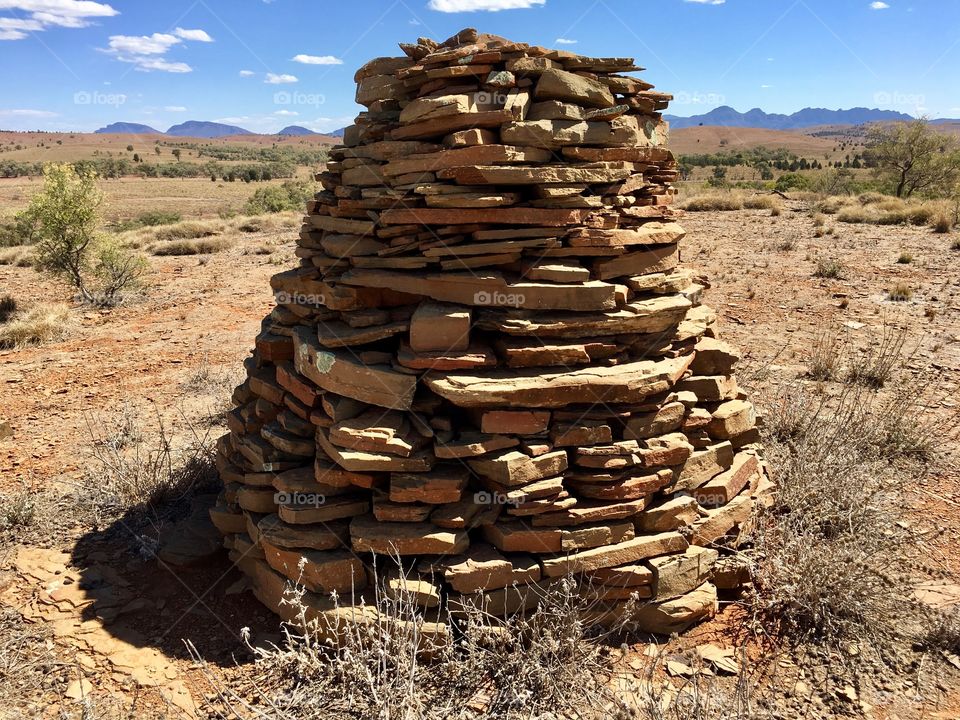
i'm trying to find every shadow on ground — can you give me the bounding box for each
[66,491,279,669]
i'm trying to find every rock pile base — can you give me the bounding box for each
[211,28,771,642]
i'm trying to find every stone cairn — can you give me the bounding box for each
[211,28,771,640]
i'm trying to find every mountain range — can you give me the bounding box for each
[94,107,949,139]
[664,106,917,130]
[95,121,328,138]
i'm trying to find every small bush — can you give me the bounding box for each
[951,238,960,250]
[896,251,913,264]
[0,303,71,348]
[245,179,315,214]
[775,172,810,192]
[137,210,182,227]
[888,283,913,302]
[27,164,144,305]
[813,257,844,279]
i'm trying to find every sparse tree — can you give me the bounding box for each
[29,164,146,305]
[154,145,161,156]
[172,148,182,161]
[865,118,960,197]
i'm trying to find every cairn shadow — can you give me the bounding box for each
[67,490,278,669]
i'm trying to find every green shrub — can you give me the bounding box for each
[137,210,181,227]
[775,172,810,192]
[244,180,315,214]
[27,164,146,305]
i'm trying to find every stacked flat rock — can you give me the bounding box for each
[210,28,772,641]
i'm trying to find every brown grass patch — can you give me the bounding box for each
[0,302,71,348]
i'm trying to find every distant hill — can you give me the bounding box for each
[165,120,253,138]
[328,127,346,138]
[278,125,320,136]
[94,122,162,134]
[665,106,915,130]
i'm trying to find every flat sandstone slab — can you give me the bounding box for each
[425,354,693,409]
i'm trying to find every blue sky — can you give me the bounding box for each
[0,0,958,133]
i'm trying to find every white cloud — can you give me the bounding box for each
[107,32,179,55]
[0,108,58,117]
[131,57,191,73]
[555,37,577,44]
[164,105,187,112]
[173,27,212,42]
[103,26,210,73]
[684,0,725,5]
[239,69,255,77]
[291,53,342,65]
[870,2,890,8]
[274,109,298,116]
[428,0,545,11]
[265,72,298,84]
[0,0,117,39]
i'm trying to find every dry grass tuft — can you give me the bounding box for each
[844,325,907,389]
[0,294,16,322]
[812,257,844,279]
[0,246,33,266]
[757,382,916,654]
[820,194,947,227]
[887,283,913,302]
[806,329,844,381]
[896,251,913,264]
[0,302,71,348]
[679,192,744,212]
[679,191,783,214]
[149,236,234,256]
[0,484,38,531]
[79,405,219,521]
[190,569,636,720]
[931,212,952,234]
